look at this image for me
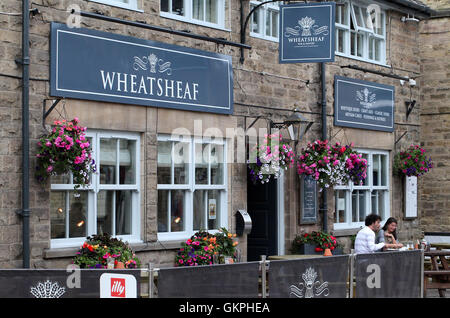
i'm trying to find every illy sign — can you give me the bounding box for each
[100,273,137,298]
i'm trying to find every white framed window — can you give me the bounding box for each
[334,149,390,230]
[157,134,227,241]
[335,1,387,65]
[250,1,279,42]
[160,0,227,30]
[89,0,141,12]
[50,131,141,248]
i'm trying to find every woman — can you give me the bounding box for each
[376,217,402,249]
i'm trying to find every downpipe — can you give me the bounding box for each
[321,62,328,233]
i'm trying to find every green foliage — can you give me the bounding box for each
[393,145,433,177]
[292,231,339,253]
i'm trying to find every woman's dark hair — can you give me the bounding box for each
[365,214,382,226]
[382,217,398,240]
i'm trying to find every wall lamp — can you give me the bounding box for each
[270,108,314,142]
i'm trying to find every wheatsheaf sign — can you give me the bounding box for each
[334,76,395,132]
[279,2,335,63]
[50,23,233,114]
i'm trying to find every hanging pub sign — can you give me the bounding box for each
[50,23,233,115]
[279,2,335,63]
[334,76,395,132]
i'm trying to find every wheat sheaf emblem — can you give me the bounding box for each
[298,17,316,36]
[289,267,330,298]
[30,280,66,298]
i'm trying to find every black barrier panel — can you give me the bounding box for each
[355,250,422,298]
[157,262,260,298]
[0,269,141,298]
[268,256,349,298]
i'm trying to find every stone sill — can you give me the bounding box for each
[43,240,184,259]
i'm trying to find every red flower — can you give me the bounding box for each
[304,234,308,237]
[331,246,335,250]
[315,247,323,252]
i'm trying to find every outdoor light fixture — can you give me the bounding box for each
[270,109,313,142]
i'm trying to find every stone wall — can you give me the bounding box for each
[0,0,438,268]
[418,11,450,233]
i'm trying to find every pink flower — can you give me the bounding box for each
[47,165,53,173]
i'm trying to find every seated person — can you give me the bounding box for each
[355,214,402,254]
[376,217,401,249]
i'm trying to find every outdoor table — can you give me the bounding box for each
[268,254,324,260]
[423,250,450,298]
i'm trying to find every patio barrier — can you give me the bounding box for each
[0,251,424,298]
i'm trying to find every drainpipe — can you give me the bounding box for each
[20,0,31,268]
[321,62,328,233]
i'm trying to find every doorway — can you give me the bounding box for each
[246,172,283,261]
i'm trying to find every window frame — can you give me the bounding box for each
[50,130,141,249]
[333,149,390,230]
[249,1,280,42]
[160,0,229,31]
[157,134,228,242]
[335,0,387,66]
[89,0,142,12]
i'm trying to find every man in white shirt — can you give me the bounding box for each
[354,214,402,254]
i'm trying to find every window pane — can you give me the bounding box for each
[374,39,381,61]
[357,33,363,57]
[161,0,169,12]
[193,190,206,231]
[115,190,132,235]
[355,6,364,27]
[51,173,71,185]
[207,190,221,230]
[381,155,387,186]
[193,0,204,21]
[351,32,356,55]
[265,9,271,36]
[210,144,224,185]
[158,190,169,232]
[352,191,358,222]
[119,139,136,184]
[157,140,172,184]
[206,0,217,24]
[97,190,114,235]
[171,190,185,232]
[373,154,380,186]
[195,143,208,184]
[371,191,378,214]
[337,29,345,53]
[173,141,189,184]
[69,191,88,238]
[271,10,278,37]
[359,191,366,221]
[173,0,185,16]
[50,191,66,239]
[100,138,117,184]
[378,191,385,220]
[369,37,374,60]
[335,190,346,223]
[336,5,341,23]
[251,5,259,33]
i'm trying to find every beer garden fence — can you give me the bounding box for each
[0,250,424,298]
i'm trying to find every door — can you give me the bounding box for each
[247,174,278,261]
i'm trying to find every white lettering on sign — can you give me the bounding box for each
[366,264,381,289]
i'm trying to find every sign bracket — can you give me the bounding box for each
[42,98,62,129]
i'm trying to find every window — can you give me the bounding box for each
[335,1,386,64]
[90,0,140,11]
[160,0,226,29]
[50,131,141,248]
[157,135,227,241]
[334,150,389,230]
[250,1,279,42]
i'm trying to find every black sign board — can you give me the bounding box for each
[300,175,317,224]
[334,76,395,132]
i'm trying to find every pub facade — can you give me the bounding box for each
[0,0,448,268]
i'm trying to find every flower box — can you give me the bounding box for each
[296,243,343,255]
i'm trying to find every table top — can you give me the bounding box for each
[268,254,324,260]
[430,243,450,249]
[425,250,450,256]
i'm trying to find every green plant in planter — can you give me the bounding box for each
[292,231,339,253]
[72,233,141,269]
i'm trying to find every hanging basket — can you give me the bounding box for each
[247,133,295,184]
[35,118,96,190]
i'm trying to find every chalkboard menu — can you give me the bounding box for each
[300,175,317,224]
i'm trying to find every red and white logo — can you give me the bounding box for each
[111,278,126,297]
[100,273,137,298]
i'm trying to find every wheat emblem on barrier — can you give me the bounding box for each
[289,267,330,298]
[30,280,66,298]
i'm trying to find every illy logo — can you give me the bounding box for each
[111,278,126,298]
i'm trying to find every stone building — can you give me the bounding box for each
[0,0,447,269]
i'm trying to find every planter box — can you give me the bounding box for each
[295,243,343,256]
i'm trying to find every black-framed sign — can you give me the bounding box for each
[334,76,395,132]
[300,175,317,224]
[50,23,233,115]
[279,2,335,63]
